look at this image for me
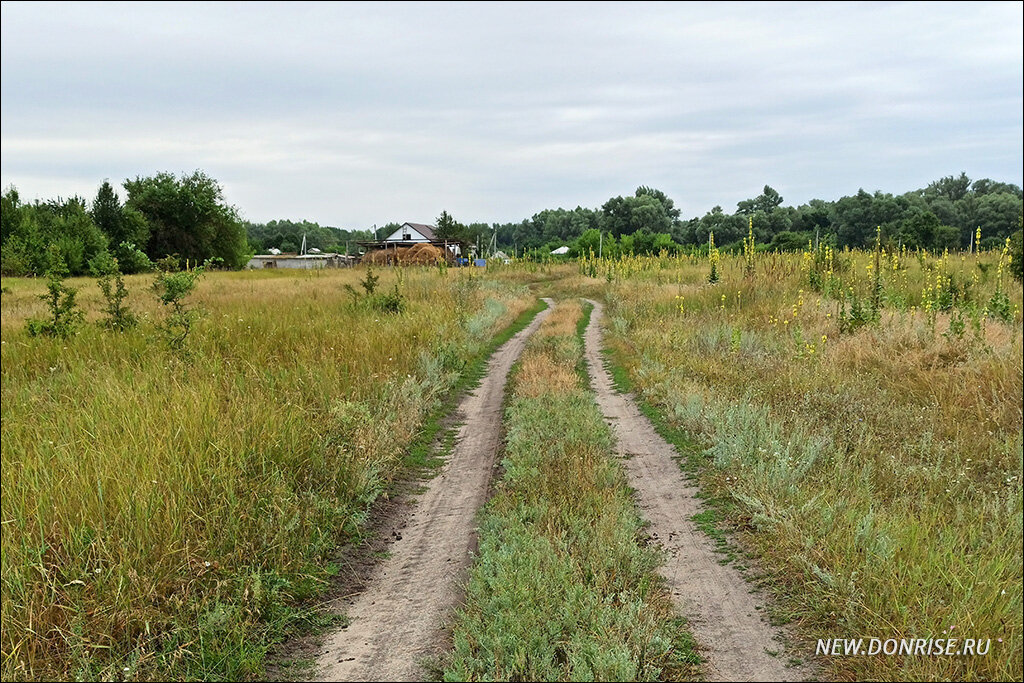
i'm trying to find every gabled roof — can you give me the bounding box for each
[403,222,436,240]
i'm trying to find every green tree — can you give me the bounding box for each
[738,185,784,215]
[600,193,672,238]
[635,186,681,221]
[91,180,149,249]
[974,192,1024,241]
[124,171,248,268]
[435,210,473,250]
[435,210,460,239]
[925,172,972,202]
[24,197,109,275]
[769,231,810,252]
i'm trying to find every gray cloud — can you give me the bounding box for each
[2,1,1021,227]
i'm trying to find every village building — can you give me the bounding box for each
[359,222,466,265]
[247,252,356,269]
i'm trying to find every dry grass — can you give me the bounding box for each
[596,249,1023,681]
[513,300,584,399]
[0,266,533,681]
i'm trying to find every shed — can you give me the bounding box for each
[247,253,354,269]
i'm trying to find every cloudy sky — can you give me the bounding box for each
[2,1,1021,228]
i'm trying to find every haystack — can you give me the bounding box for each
[363,244,446,266]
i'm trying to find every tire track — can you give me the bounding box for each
[582,299,807,682]
[314,299,554,682]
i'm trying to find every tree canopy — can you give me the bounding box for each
[124,171,249,268]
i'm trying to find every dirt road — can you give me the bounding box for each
[314,299,554,682]
[582,299,806,682]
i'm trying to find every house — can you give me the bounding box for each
[550,246,570,255]
[359,221,465,263]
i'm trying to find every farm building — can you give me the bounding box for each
[247,253,356,269]
[359,222,466,265]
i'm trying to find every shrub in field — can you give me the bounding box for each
[986,237,1017,322]
[89,250,137,331]
[360,265,379,294]
[25,246,84,338]
[344,267,406,314]
[152,261,208,349]
[369,285,407,314]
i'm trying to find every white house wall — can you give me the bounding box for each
[383,224,430,242]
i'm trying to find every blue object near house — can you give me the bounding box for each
[474,258,487,267]
[456,257,469,266]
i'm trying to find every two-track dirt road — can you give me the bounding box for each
[314,296,807,682]
[314,299,554,682]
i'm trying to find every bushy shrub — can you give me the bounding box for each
[115,241,152,274]
[25,246,84,338]
[89,251,137,331]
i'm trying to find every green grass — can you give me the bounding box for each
[443,300,699,682]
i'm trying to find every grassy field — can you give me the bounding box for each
[3,243,1022,681]
[444,299,699,681]
[0,266,535,681]
[589,246,1023,681]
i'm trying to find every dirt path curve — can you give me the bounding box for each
[582,299,806,682]
[314,299,554,682]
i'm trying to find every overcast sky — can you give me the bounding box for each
[2,1,1021,228]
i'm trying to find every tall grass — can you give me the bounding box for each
[444,300,699,682]
[1,266,534,680]
[597,249,1023,681]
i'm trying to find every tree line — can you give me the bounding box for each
[2,171,249,276]
[245,219,375,255]
[4,170,1021,277]
[467,174,1022,257]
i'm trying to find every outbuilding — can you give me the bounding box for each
[247,253,355,269]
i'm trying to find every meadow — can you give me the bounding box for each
[0,266,534,680]
[584,243,1023,681]
[2,240,1022,682]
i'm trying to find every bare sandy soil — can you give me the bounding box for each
[313,299,554,682]
[582,299,809,682]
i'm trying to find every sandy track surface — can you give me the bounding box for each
[314,299,554,682]
[582,299,806,682]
